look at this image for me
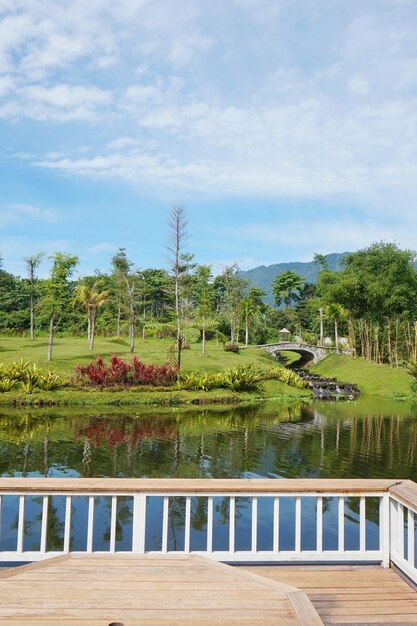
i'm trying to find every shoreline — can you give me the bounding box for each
[0,380,312,407]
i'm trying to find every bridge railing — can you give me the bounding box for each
[2,478,413,573]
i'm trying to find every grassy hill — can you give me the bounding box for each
[312,355,412,399]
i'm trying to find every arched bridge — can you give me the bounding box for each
[257,342,328,365]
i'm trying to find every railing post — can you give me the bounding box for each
[132,493,146,554]
[381,494,390,568]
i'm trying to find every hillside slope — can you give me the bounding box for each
[239,252,347,304]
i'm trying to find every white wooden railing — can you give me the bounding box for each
[0,478,416,584]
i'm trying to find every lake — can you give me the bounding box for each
[0,397,416,555]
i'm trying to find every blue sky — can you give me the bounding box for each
[1,0,417,277]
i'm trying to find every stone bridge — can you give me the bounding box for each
[256,342,329,365]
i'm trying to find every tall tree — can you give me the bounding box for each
[42,253,78,361]
[111,248,130,337]
[166,204,189,370]
[272,271,306,307]
[111,248,138,352]
[325,303,348,354]
[73,280,110,350]
[242,287,266,346]
[193,265,215,354]
[221,264,246,345]
[24,253,44,340]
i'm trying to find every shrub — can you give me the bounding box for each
[0,361,63,393]
[224,343,239,353]
[177,364,308,393]
[76,355,178,388]
[178,366,261,392]
[221,366,261,391]
[268,366,308,389]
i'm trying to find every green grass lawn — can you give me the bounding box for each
[0,335,312,406]
[312,354,413,399]
[0,335,279,378]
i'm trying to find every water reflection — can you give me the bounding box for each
[0,398,416,480]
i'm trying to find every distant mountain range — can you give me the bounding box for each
[239,252,348,305]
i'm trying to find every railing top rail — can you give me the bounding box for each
[0,477,400,494]
[389,479,417,510]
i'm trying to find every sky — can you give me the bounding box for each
[1,0,417,277]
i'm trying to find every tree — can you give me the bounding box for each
[272,271,306,307]
[325,303,348,354]
[316,242,417,323]
[24,253,44,340]
[313,253,328,271]
[166,204,189,370]
[111,248,137,352]
[111,248,130,337]
[193,265,215,354]
[242,287,266,346]
[73,280,110,350]
[220,264,246,345]
[42,253,78,361]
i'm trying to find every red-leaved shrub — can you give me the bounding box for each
[76,354,177,388]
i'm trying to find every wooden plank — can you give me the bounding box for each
[241,564,417,624]
[0,615,299,626]
[390,480,417,510]
[0,477,400,494]
[0,553,309,624]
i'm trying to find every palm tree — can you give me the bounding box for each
[325,303,348,354]
[74,281,110,350]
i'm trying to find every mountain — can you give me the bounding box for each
[239,252,348,305]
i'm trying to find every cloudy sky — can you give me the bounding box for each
[1,0,417,276]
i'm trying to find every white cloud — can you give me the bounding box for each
[0,203,61,228]
[88,242,119,254]
[125,84,161,103]
[347,75,369,96]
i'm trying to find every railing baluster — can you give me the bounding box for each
[132,494,146,554]
[40,496,48,554]
[408,508,415,568]
[360,496,366,553]
[87,496,94,553]
[295,497,301,553]
[162,496,169,553]
[207,496,213,553]
[63,496,72,553]
[251,497,258,553]
[380,494,390,568]
[338,496,344,553]
[184,496,191,553]
[316,496,323,553]
[390,498,398,556]
[398,503,405,559]
[17,495,25,554]
[110,496,117,553]
[273,497,279,553]
[229,496,235,554]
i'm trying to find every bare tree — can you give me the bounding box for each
[24,253,44,339]
[166,204,189,371]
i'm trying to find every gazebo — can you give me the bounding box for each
[278,327,291,342]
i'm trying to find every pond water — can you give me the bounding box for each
[0,397,416,555]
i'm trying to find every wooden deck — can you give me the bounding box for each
[0,554,321,625]
[2,556,417,625]
[241,564,417,624]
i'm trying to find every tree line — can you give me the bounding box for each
[1,207,417,368]
[271,242,417,367]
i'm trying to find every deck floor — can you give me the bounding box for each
[0,553,320,625]
[241,564,417,625]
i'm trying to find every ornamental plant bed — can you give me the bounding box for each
[76,354,178,388]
